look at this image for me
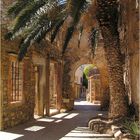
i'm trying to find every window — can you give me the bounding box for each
[9,55,23,103]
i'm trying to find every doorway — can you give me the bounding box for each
[49,62,59,116]
[74,64,90,100]
[34,65,44,118]
[74,64,101,104]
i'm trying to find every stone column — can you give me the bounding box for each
[45,56,50,116]
[91,77,95,102]
[38,65,44,116]
[55,61,63,111]
[34,66,40,115]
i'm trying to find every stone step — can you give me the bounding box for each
[59,127,116,140]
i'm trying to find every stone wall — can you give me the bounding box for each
[0,0,36,129]
[1,28,35,129]
[119,0,139,116]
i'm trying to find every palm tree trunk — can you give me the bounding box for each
[96,0,128,117]
[101,26,128,117]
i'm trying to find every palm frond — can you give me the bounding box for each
[4,32,13,40]
[62,0,87,54]
[18,12,56,61]
[18,27,40,61]
[62,26,74,54]
[6,0,91,60]
[10,1,47,38]
[7,0,31,17]
[67,0,87,23]
[34,23,54,43]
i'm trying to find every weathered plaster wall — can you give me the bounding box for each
[120,0,139,116]
[127,2,139,116]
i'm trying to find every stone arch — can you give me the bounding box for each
[70,56,100,91]
[67,46,110,110]
[70,57,93,83]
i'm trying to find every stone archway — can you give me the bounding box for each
[70,58,93,83]
[63,46,110,110]
[61,27,110,110]
[71,61,102,102]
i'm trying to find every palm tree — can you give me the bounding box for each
[96,0,128,117]
[5,0,128,117]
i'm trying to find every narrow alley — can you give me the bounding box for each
[1,0,139,139]
[0,100,114,140]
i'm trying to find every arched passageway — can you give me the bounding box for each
[61,44,110,112]
[73,64,102,110]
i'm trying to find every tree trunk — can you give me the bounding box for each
[101,26,128,117]
[96,0,128,117]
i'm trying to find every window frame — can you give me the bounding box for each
[8,54,24,105]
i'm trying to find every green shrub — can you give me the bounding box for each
[123,119,140,139]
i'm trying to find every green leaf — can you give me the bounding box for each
[7,0,32,17]
[12,1,46,35]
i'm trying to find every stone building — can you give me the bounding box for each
[0,0,64,129]
[0,0,139,131]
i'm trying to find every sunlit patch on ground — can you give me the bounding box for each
[37,118,55,122]
[74,100,100,106]
[55,120,63,123]
[0,131,24,140]
[24,126,45,132]
[52,113,68,118]
[64,113,79,119]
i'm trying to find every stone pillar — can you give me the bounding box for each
[88,75,101,103]
[55,61,63,110]
[38,65,44,116]
[45,56,50,116]
[34,66,40,115]
[90,76,95,102]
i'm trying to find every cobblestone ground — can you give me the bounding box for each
[0,99,115,140]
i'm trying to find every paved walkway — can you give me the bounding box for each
[0,99,115,140]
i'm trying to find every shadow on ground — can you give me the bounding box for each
[1,99,108,140]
